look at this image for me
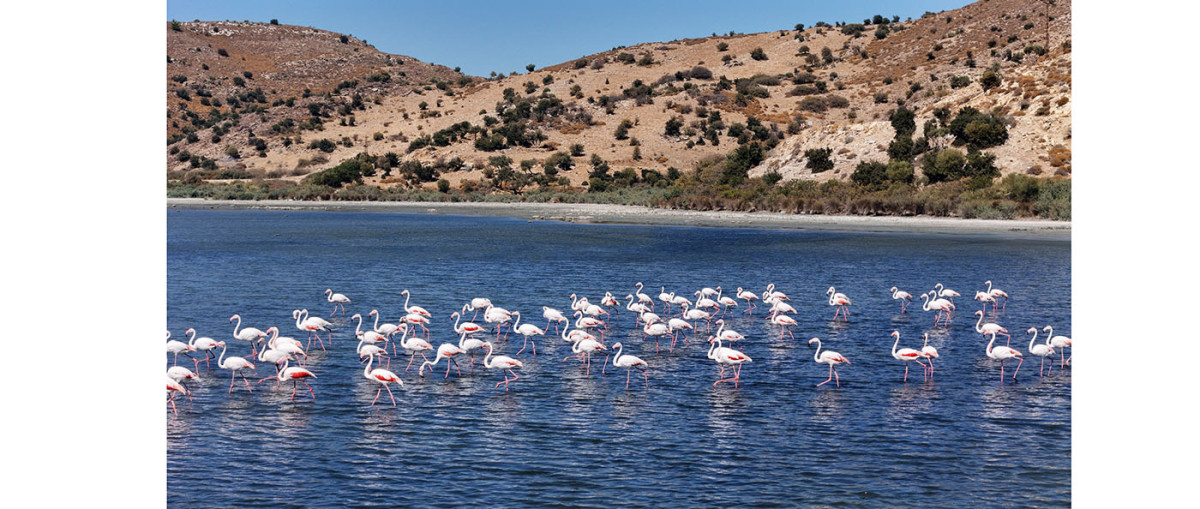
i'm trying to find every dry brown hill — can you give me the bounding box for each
[166,0,1070,190]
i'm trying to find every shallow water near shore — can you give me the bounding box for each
[168,208,1070,507]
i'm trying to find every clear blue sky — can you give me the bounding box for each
[167,0,970,77]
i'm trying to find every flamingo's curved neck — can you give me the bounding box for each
[453,313,462,333]
[186,329,197,347]
[975,312,985,333]
[892,335,900,356]
[986,332,997,354]
[218,341,229,366]
[985,281,994,294]
[612,344,623,365]
[812,340,822,362]
[1045,326,1055,339]
[353,314,363,336]
[1028,329,1039,351]
[372,311,381,331]
[364,352,374,377]
[511,312,522,330]
[482,343,494,368]
[402,291,411,311]
[231,315,243,337]
[277,359,289,380]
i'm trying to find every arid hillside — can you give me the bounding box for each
[166,0,1070,193]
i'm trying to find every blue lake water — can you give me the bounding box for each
[167,209,1071,507]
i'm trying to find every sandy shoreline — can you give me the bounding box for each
[167,198,1070,240]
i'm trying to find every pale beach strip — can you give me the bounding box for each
[167,198,1070,240]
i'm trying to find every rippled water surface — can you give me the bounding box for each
[167,209,1071,507]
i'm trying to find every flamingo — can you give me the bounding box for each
[466,297,493,321]
[458,330,487,371]
[736,287,760,315]
[680,302,712,332]
[920,333,939,379]
[217,341,256,394]
[658,286,674,312]
[324,288,350,316]
[229,314,267,357]
[363,353,402,407]
[713,319,745,349]
[262,327,307,366]
[368,309,402,338]
[166,330,199,369]
[707,336,751,387]
[185,328,223,370]
[698,286,720,298]
[974,310,1011,345]
[275,359,316,402]
[351,312,390,356]
[767,300,797,319]
[934,283,960,301]
[167,365,200,384]
[402,312,432,338]
[611,342,649,390]
[481,341,523,391]
[889,286,914,313]
[669,292,692,312]
[419,342,466,379]
[1043,325,1072,368]
[693,290,719,314]
[633,282,655,310]
[890,331,926,383]
[510,311,546,356]
[395,327,433,372]
[986,331,1023,382]
[770,313,798,340]
[484,305,513,340]
[255,341,297,386]
[764,283,789,302]
[984,280,1009,310]
[293,309,332,351]
[638,309,662,327]
[920,292,955,326]
[826,286,851,322]
[357,336,391,369]
[166,377,189,416]
[573,310,606,338]
[600,292,621,321]
[666,317,693,350]
[452,308,487,336]
[974,291,999,314]
[542,306,569,333]
[399,289,431,318]
[1026,327,1056,376]
[564,337,607,376]
[808,337,850,387]
[625,294,651,325]
[642,320,671,354]
[715,288,739,318]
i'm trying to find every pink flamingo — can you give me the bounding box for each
[458,330,487,372]
[419,343,466,379]
[166,377,189,416]
[542,306,569,333]
[736,287,759,315]
[889,286,913,313]
[351,313,390,354]
[402,312,432,338]
[395,327,433,372]
[633,282,655,311]
[713,319,745,351]
[611,342,649,390]
[934,283,960,302]
[217,341,256,394]
[1025,327,1056,376]
[974,310,1011,345]
[324,288,350,316]
[642,320,671,354]
[1044,325,1072,368]
[399,289,431,318]
[920,333,939,379]
[166,330,199,369]
[363,353,402,406]
[984,280,1009,310]
[600,292,621,321]
[826,286,852,322]
[715,288,739,318]
[707,336,751,387]
[808,337,850,387]
[452,308,487,336]
[890,331,926,382]
[185,328,223,370]
[974,291,999,314]
[986,331,1023,382]
[368,309,402,338]
[357,336,391,369]
[481,341,523,391]
[292,309,332,351]
[275,359,316,402]
[770,313,798,340]
[920,292,955,326]
[565,337,607,376]
[666,317,693,350]
[228,314,267,357]
[511,311,546,356]
[466,297,493,321]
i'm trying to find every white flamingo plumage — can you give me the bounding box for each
[890,331,926,383]
[974,310,1011,345]
[324,288,351,316]
[466,297,493,321]
[564,337,607,376]
[770,313,798,340]
[826,286,852,322]
[642,320,671,353]
[166,377,189,416]
[984,280,1009,310]
[229,314,268,357]
[368,309,402,338]
[611,342,649,390]
[736,287,760,314]
[275,359,316,401]
[481,342,523,391]
[399,289,431,318]
[889,286,914,313]
[921,292,955,326]
[920,333,939,379]
[986,331,1023,382]
[1043,325,1072,368]
[707,336,751,387]
[452,309,487,336]
[185,328,223,370]
[395,327,433,372]
[166,330,198,369]
[1025,327,1056,376]
[633,282,655,311]
[808,337,850,387]
[217,341,256,394]
[419,343,466,379]
[510,311,546,356]
[293,309,333,351]
[363,353,402,406]
[543,306,569,333]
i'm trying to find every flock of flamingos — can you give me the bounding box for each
[165,282,1072,415]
